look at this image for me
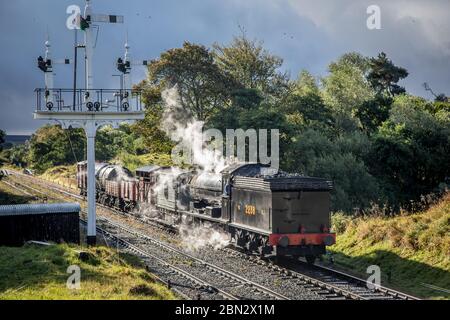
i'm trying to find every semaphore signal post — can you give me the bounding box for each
[33,0,145,245]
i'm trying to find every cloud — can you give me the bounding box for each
[285,0,450,54]
[0,0,449,134]
[285,0,450,96]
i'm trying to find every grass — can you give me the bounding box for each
[0,180,37,205]
[0,244,177,300]
[40,165,78,190]
[329,193,450,300]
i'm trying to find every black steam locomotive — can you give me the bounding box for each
[77,162,335,263]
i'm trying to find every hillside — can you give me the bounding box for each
[329,193,450,299]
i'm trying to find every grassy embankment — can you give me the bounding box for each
[0,244,176,300]
[0,179,37,205]
[329,193,450,300]
[40,165,78,190]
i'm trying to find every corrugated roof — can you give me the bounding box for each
[0,203,81,217]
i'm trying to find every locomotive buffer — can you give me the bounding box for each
[33,0,144,245]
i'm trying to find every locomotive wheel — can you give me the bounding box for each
[305,254,316,265]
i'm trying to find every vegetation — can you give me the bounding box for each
[2,35,449,214]
[40,165,78,190]
[114,152,173,172]
[0,180,37,204]
[330,193,450,299]
[0,244,176,300]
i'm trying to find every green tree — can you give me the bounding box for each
[28,125,84,172]
[95,125,139,161]
[284,129,380,212]
[367,52,408,96]
[213,34,289,99]
[369,95,450,209]
[321,52,375,133]
[132,84,175,154]
[146,42,237,121]
[8,143,30,168]
[0,129,4,147]
[356,95,393,133]
[283,71,333,130]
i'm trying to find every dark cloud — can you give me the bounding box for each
[0,0,449,134]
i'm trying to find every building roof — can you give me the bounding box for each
[0,203,81,217]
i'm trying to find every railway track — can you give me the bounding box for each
[91,215,290,300]
[294,259,420,300]
[222,248,419,300]
[3,169,420,300]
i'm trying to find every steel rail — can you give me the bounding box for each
[93,215,291,300]
[300,260,421,300]
[79,217,238,300]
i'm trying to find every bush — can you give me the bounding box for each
[331,212,352,234]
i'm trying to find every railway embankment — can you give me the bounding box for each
[329,193,450,299]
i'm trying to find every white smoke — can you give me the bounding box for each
[136,202,159,220]
[147,87,230,250]
[179,222,230,252]
[152,166,185,194]
[114,165,134,181]
[161,87,227,174]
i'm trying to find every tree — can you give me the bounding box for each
[146,42,237,121]
[96,125,139,161]
[28,125,85,172]
[8,143,29,168]
[321,52,375,133]
[284,129,380,212]
[132,83,176,154]
[356,95,393,133]
[368,95,450,210]
[354,53,408,133]
[367,52,408,96]
[423,82,448,103]
[0,129,4,146]
[284,71,333,130]
[213,34,289,99]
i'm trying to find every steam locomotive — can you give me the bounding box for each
[77,162,335,263]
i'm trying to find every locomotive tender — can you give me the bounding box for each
[77,162,335,263]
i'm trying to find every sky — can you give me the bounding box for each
[0,0,449,135]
